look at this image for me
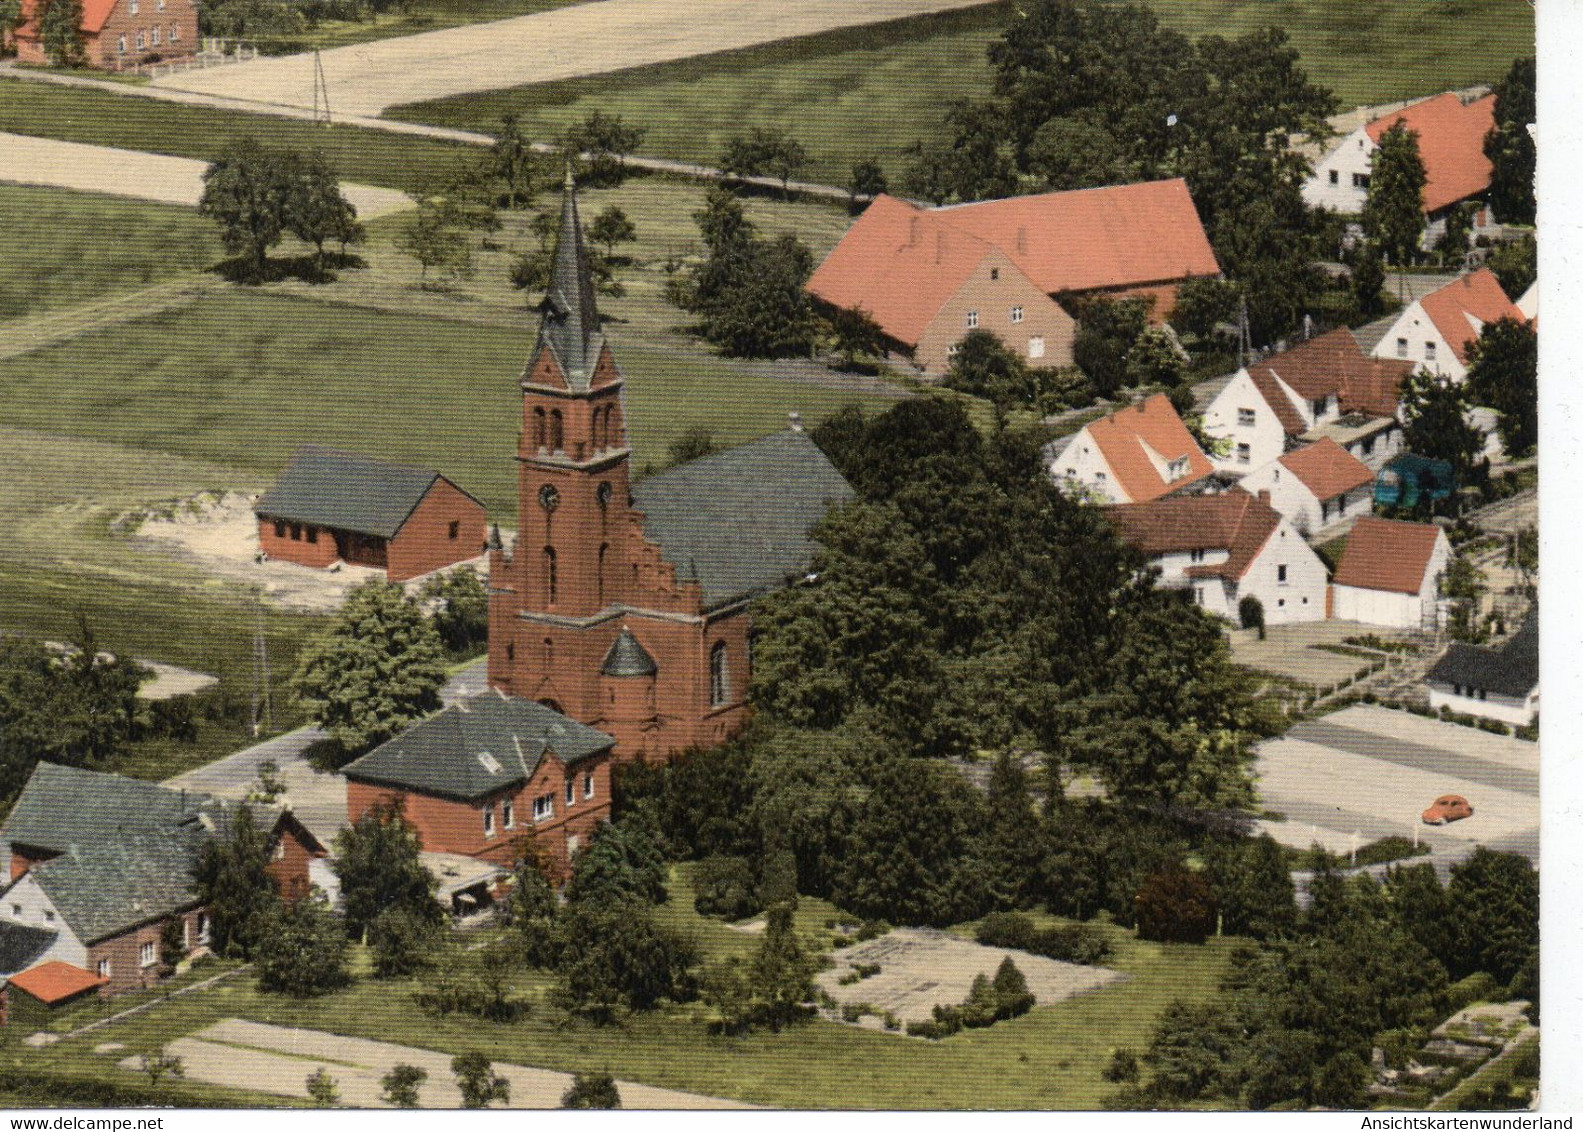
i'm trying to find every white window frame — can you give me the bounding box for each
[1277,564,1289,585]
[140,940,157,968]
[135,30,146,48]
[1236,443,1251,465]
[197,912,211,945]
[117,33,126,51]
[1027,335,1044,359]
[169,22,178,39]
[534,794,554,822]
[129,0,138,13]
[1189,548,1206,564]
[1237,408,1256,427]
[1424,341,1437,361]
[97,958,111,979]
[584,772,595,800]
[482,806,495,837]
[1396,337,1409,359]
[965,310,978,329]
[502,798,514,828]
[151,25,160,44]
[1010,306,1024,324]
[565,779,574,806]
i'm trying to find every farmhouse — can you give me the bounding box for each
[1302,92,1496,236]
[487,176,854,763]
[1329,516,1451,630]
[1106,489,1328,625]
[0,764,325,1013]
[1368,268,1525,383]
[1237,438,1375,539]
[1201,329,1414,475]
[8,0,197,70]
[342,690,615,884]
[806,179,1220,376]
[1048,394,1213,505]
[256,446,487,583]
[1426,614,1538,727]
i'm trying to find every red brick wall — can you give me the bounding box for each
[7,844,57,882]
[347,750,614,882]
[266,824,319,903]
[86,908,202,997]
[258,516,342,570]
[386,478,487,583]
[95,0,198,68]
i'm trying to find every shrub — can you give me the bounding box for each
[1103,1048,1140,1083]
[976,912,1111,965]
[1134,864,1216,944]
[1444,972,1502,1014]
[561,1071,621,1109]
[692,855,760,920]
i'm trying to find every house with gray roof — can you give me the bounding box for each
[256,446,487,582]
[1426,614,1539,727]
[0,764,325,1002]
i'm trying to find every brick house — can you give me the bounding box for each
[10,0,198,70]
[256,446,488,583]
[342,690,616,884]
[1329,516,1452,630]
[1202,329,1415,477]
[486,176,854,764]
[1106,489,1329,625]
[0,764,326,1013]
[1048,394,1214,505]
[807,179,1220,376]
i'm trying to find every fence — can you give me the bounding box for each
[124,41,257,77]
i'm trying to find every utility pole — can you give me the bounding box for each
[1238,294,1253,368]
[252,593,273,737]
[312,48,331,126]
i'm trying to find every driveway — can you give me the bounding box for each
[0,131,414,218]
[1254,704,1539,875]
[151,0,1000,117]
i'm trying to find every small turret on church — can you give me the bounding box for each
[488,176,856,764]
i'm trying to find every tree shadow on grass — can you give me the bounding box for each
[211,251,368,286]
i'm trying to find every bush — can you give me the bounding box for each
[976,912,1111,965]
[1103,1048,1140,1083]
[561,1071,621,1109]
[1134,864,1216,945]
[904,958,1035,1039]
[692,855,760,920]
[1443,971,1502,1014]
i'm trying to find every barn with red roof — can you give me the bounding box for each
[806,179,1219,376]
[9,0,197,70]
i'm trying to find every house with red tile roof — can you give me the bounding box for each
[806,179,1219,376]
[9,0,197,70]
[1330,516,1451,629]
[1202,329,1415,475]
[1369,268,1525,383]
[1048,394,1214,505]
[1238,438,1375,538]
[1106,488,1328,624]
[0,960,108,1027]
[1303,92,1496,230]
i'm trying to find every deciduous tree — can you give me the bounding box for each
[332,801,442,942]
[199,138,302,281]
[561,1070,621,1109]
[38,0,84,66]
[254,890,350,996]
[1484,57,1536,225]
[1466,317,1537,457]
[191,804,279,958]
[451,1052,510,1109]
[1362,123,1427,267]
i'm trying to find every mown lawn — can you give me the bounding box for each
[0,289,894,520]
[0,77,478,193]
[389,0,1532,185]
[0,184,223,321]
[22,865,1238,1109]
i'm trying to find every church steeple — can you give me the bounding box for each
[525,167,605,392]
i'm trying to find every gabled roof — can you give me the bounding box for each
[1246,330,1414,435]
[525,171,606,392]
[341,690,614,802]
[1365,92,1496,214]
[806,181,1220,342]
[1081,394,1214,503]
[0,921,58,978]
[1106,489,1281,581]
[1278,438,1374,501]
[632,429,855,609]
[16,0,120,38]
[1417,269,1525,365]
[5,960,107,1004]
[1427,614,1538,699]
[805,195,1004,347]
[601,628,657,678]
[21,837,204,945]
[256,446,476,541]
[1331,516,1446,595]
[935,178,1221,294]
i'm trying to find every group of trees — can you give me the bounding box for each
[199,139,364,282]
[1122,848,1538,1110]
[718,128,809,197]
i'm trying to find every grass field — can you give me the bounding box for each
[390,0,1532,186]
[251,0,586,52]
[0,78,478,193]
[0,183,223,320]
[15,865,1237,1109]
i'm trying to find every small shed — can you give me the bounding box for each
[256,446,487,583]
[1,961,107,1028]
[1330,516,1452,629]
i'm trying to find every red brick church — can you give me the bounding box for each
[486,175,853,763]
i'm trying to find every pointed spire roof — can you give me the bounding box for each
[526,168,605,392]
[600,628,658,678]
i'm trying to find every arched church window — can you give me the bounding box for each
[549,410,564,452]
[597,543,609,606]
[596,482,613,510]
[543,547,557,605]
[533,407,546,450]
[709,642,730,707]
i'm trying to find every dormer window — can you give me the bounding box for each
[1190,549,1206,564]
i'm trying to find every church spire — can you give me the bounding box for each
[525,166,603,391]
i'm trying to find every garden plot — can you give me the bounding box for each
[816,928,1123,1029]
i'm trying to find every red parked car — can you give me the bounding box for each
[1422,794,1473,825]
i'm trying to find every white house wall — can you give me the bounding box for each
[1239,520,1328,624]
[1238,461,1320,536]
[1302,127,1375,214]
[0,874,88,970]
[1051,428,1126,503]
[1426,685,1537,727]
[1202,370,1290,474]
[1372,301,1470,382]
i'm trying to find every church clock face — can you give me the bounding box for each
[539,484,560,513]
[596,482,613,509]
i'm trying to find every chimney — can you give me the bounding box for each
[788,411,804,433]
[1257,490,1272,506]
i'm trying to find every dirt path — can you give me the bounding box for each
[147,1018,758,1109]
[150,0,1001,117]
[0,131,414,217]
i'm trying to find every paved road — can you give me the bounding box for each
[150,0,1000,117]
[166,658,488,839]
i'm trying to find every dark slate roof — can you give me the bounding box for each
[0,763,307,945]
[0,920,57,977]
[525,171,605,393]
[341,690,615,802]
[256,445,467,540]
[631,429,855,609]
[1427,614,1539,699]
[601,628,657,677]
